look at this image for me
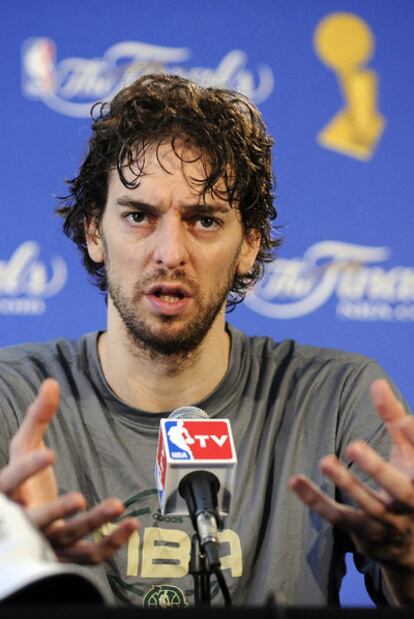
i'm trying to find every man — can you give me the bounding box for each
[0,74,413,607]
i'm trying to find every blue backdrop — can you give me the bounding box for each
[1,0,413,606]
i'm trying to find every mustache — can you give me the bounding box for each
[139,269,199,295]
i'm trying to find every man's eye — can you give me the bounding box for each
[196,216,218,229]
[127,212,146,224]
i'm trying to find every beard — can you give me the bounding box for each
[107,266,235,359]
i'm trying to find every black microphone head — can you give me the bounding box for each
[168,406,209,420]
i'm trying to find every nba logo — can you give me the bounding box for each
[156,418,236,515]
[165,419,234,460]
[165,419,195,460]
[155,431,167,503]
[22,37,57,98]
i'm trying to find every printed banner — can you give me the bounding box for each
[1,0,413,606]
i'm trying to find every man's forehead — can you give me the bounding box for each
[110,140,236,207]
[109,183,236,218]
[132,139,206,173]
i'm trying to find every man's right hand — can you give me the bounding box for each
[8,379,61,507]
[5,378,138,564]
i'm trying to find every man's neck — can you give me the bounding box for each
[97,315,231,413]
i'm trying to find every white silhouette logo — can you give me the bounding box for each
[245,241,414,322]
[21,38,274,117]
[167,421,195,459]
[0,241,67,315]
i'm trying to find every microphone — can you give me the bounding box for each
[155,406,237,566]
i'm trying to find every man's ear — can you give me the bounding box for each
[236,229,261,275]
[85,218,104,263]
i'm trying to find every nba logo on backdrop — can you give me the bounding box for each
[22,38,56,98]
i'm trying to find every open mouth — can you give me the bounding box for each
[153,290,184,302]
[148,284,191,303]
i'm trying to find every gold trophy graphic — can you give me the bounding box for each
[314,12,386,161]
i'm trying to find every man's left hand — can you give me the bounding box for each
[289,379,414,605]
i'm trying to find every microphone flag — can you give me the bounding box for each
[155,418,237,516]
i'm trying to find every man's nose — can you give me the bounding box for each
[152,219,189,269]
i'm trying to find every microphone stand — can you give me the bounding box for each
[189,534,211,606]
[180,472,232,606]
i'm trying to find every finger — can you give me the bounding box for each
[371,380,406,425]
[55,519,138,565]
[46,498,126,547]
[0,449,54,496]
[399,416,414,446]
[27,492,86,529]
[370,380,408,451]
[289,474,385,538]
[319,454,388,519]
[346,441,414,508]
[10,379,60,456]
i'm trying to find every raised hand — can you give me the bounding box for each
[289,379,414,604]
[6,378,138,564]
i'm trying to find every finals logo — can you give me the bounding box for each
[0,242,67,315]
[21,38,274,118]
[245,241,414,322]
[314,13,386,161]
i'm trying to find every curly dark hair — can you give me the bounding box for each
[56,73,280,308]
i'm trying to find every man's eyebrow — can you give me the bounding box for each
[183,204,231,215]
[115,197,231,214]
[115,197,154,210]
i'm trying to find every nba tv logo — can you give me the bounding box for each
[165,420,233,460]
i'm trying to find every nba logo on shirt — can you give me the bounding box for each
[164,419,234,460]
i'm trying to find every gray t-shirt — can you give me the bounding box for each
[0,324,394,607]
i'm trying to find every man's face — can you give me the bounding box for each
[86,141,259,357]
